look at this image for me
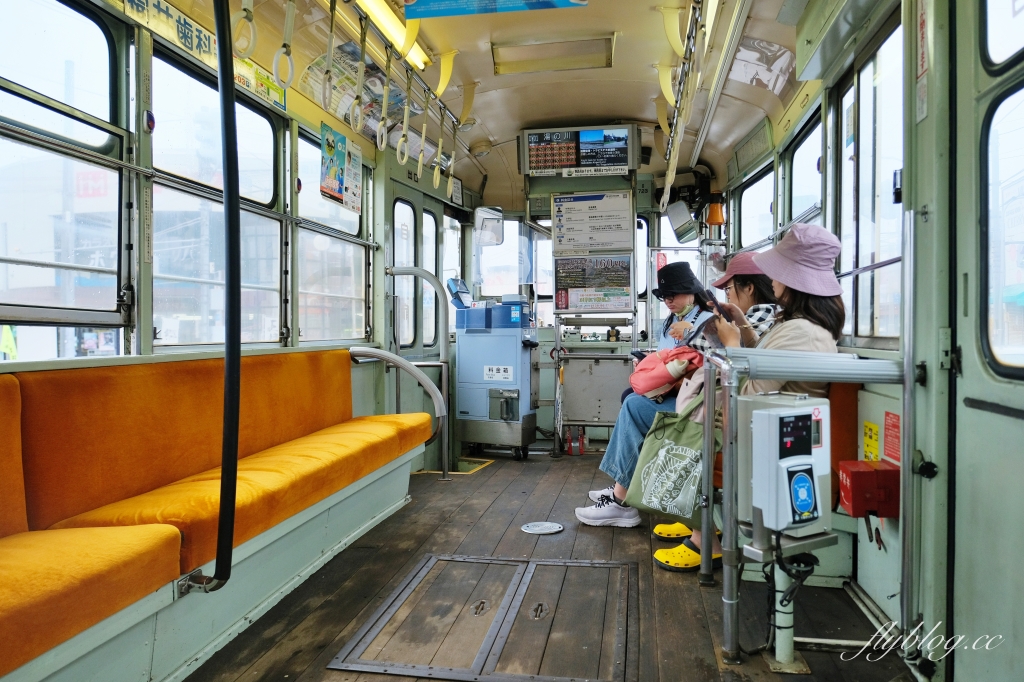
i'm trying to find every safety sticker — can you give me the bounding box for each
[863,421,880,461]
[484,365,513,381]
[884,412,901,462]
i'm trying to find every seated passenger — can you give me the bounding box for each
[679,224,845,566]
[574,257,777,528]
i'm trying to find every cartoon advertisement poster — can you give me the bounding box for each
[320,123,346,203]
[343,143,362,214]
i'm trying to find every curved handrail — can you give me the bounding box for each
[349,346,446,422]
[384,266,449,363]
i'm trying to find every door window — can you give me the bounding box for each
[422,212,437,346]
[393,200,416,346]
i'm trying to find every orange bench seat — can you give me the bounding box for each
[51,413,431,573]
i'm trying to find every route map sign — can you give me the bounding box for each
[521,125,637,177]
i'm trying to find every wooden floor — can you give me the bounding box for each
[188,456,908,682]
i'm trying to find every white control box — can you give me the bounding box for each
[750,401,831,537]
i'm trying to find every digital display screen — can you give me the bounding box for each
[525,127,632,176]
[779,414,813,458]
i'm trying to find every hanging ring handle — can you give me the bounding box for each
[349,17,369,132]
[417,86,430,178]
[447,126,457,198]
[272,0,297,90]
[396,70,413,165]
[231,0,258,60]
[433,108,445,190]
[376,47,393,151]
[321,0,337,109]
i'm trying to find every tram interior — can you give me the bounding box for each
[2,0,1022,681]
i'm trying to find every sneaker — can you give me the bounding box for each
[575,495,641,527]
[588,485,614,502]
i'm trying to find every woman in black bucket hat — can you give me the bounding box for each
[575,261,714,528]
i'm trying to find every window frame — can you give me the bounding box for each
[151,49,281,209]
[784,111,823,224]
[422,209,439,347]
[980,74,1024,380]
[0,0,131,329]
[736,163,776,248]
[392,198,418,348]
[980,0,1024,76]
[832,16,904,350]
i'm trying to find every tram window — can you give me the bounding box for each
[0,137,119,312]
[738,171,775,247]
[393,200,416,346]
[477,220,522,297]
[532,226,553,327]
[985,87,1024,368]
[0,326,123,362]
[1,0,111,121]
[0,88,113,150]
[422,212,437,347]
[297,229,366,341]
[789,121,822,221]
[985,0,1024,66]
[442,216,461,332]
[297,136,359,235]
[152,57,274,204]
[151,185,280,345]
[836,27,903,340]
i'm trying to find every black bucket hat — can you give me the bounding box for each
[651,261,704,299]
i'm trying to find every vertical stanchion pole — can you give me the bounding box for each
[699,360,717,585]
[900,209,919,648]
[720,360,742,664]
[774,569,794,663]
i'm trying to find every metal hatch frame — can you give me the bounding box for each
[328,554,639,682]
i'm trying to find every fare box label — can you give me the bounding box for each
[484,365,513,381]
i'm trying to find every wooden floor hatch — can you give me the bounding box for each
[328,554,639,682]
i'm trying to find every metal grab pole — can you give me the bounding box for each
[900,210,919,646]
[774,569,795,664]
[385,266,452,480]
[699,360,717,585]
[711,352,742,664]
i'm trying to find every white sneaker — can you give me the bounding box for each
[575,495,641,527]
[588,485,614,502]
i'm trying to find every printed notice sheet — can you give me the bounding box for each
[552,192,634,255]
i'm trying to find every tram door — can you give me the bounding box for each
[391,182,444,470]
[952,4,1024,678]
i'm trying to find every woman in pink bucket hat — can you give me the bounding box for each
[679,224,846,566]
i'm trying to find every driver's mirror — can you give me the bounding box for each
[474,207,504,246]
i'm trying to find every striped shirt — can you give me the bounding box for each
[686,303,778,353]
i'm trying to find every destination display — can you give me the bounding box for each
[522,125,636,177]
[551,191,634,255]
[554,254,633,313]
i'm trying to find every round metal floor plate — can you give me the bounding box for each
[521,522,564,535]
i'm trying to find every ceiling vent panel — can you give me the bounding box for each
[491,36,616,75]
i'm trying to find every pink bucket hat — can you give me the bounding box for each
[711,252,764,288]
[752,223,842,297]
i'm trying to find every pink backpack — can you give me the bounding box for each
[629,347,705,399]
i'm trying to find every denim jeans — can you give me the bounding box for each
[599,393,677,489]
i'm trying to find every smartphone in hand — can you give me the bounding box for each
[705,288,733,323]
[630,350,648,362]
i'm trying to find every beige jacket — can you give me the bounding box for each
[741,318,838,398]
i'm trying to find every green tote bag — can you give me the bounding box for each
[624,394,722,524]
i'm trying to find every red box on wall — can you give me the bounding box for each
[838,460,900,518]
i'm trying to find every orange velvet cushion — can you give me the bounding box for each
[18,350,353,530]
[0,374,26,539]
[51,414,432,573]
[0,525,181,677]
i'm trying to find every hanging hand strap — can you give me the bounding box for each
[231,0,258,59]
[272,0,297,90]
[417,85,430,178]
[349,17,369,131]
[321,0,337,109]
[447,125,457,198]
[433,108,445,189]
[376,47,393,150]
[396,69,413,164]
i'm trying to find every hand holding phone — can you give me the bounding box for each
[705,288,733,323]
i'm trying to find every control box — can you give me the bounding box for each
[839,459,900,518]
[750,399,831,537]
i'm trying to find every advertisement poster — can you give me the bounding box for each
[552,191,634,255]
[554,254,632,313]
[527,128,629,177]
[343,143,362,214]
[299,43,422,141]
[406,0,587,20]
[320,123,346,203]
